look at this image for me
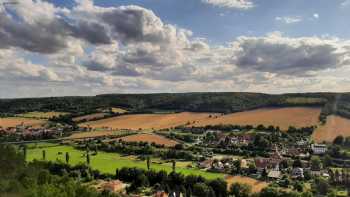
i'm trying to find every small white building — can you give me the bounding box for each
[311,144,327,155]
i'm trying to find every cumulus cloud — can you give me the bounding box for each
[202,0,254,10]
[0,49,61,81]
[1,0,350,98]
[232,33,350,75]
[275,16,302,24]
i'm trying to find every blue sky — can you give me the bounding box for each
[1,0,350,98]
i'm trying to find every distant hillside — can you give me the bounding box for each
[0,92,350,120]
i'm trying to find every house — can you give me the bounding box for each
[291,168,304,179]
[198,159,213,169]
[311,144,327,155]
[212,161,225,172]
[268,170,281,180]
[267,164,281,179]
[296,139,308,146]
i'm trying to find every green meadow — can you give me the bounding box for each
[26,144,223,180]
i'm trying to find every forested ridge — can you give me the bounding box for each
[1,92,350,120]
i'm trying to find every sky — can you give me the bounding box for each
[1,0,350,98]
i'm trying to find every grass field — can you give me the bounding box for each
[73,113,108,122]
[118,133,178,147]
[0,117,47,129]
[225,176,268,193]
[17,111,69,119]
[26,144,223,180]
[79,112,218,130]
[190,107,321,131]
[312,115,350,142]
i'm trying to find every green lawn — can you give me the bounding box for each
[26,144,223,180]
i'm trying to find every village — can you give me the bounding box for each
[1,113,349,197]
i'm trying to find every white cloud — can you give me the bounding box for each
[341,0,350,7]
[1,0,350,97]
[202,0,254,10]
[275,16,302,24]
[313,13,319,19]
[232,33,350,75]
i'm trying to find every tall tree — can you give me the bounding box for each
[42,150,46,160]
[86,153,90,165]
[23,145,27,160]
[333,135,344,145]
[65,152,70,164]
[94,144,98,155]
[146,157,151,170]
[172,160,176,172]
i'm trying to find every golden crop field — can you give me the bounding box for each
[0,117,47,129]
[190,107,321,130]
[312,115,350,142]
[118,133,178,147]
[79,112,218,130]
[111,107,128,114]
[72,113,108,122]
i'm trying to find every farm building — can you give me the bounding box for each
[311,144,327,154]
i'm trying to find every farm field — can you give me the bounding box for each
[0,117,47,129]
[225,175,269,193]
[190,107,321,130]
[111,107,128,114]
[17,111,69,119]
[26,144,223,179]
[97,107,128,114]
[79,112,218,130]
[312,115,350,142]
[118,133,178,147]
[73,113,108,122]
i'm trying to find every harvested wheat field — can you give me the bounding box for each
[111,107,128,114]
[118,133,178,147]
[312,115,350,142]
[80,112,217,130]
[225,176,268,193]
[191,107,321,130]
[73,113,108,122]
[0,117,47,129]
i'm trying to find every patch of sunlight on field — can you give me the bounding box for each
[27,144,223,180]
[17,111,69,119]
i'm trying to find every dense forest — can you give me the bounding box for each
[1,92,350,120]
